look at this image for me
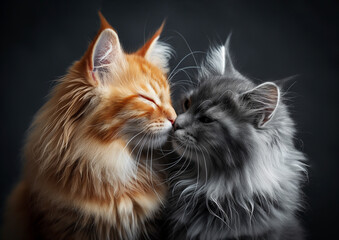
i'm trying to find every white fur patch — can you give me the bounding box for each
[200,46,226,77]
[144,37,173,73]
[73,136,136,184]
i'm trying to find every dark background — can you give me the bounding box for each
[1,0,337,239]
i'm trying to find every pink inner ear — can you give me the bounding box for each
[93,40,113,69]
[91,71,97,83]
[92,29,121,71]
[90,29,125,86]
[258,84,279,126]
[261,107,274,125]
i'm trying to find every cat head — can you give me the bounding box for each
[172,37,288,176]
[60,12,177,149]
[33,12,177,161]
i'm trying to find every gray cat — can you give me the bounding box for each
[165,38,307,240]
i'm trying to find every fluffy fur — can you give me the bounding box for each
[3,13,176,240]
[166,38,307,240]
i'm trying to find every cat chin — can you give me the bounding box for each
[171,137,194,160]
[172,138,212,169]
[127,130,170,150]
[145,125,172,148]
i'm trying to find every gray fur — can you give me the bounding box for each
[165,40,307,240]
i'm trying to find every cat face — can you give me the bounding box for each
[172,39,280,174]
[71,14,177,149]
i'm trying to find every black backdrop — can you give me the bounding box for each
[1,0,338,239]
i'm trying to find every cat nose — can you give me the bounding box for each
[168,117,175,125]
[166,109,177,125]
[173,121,182,131]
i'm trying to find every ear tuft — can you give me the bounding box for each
[137,22,173,73]
[199,34,245,80]
[241,82,280,127]
[98,11,115,31]
[199,45,226,78]
[223,34,242,78]
[144,40,173,73]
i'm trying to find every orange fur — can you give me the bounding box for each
[3,12,176,240]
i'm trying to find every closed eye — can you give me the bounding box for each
[138,94,157,107]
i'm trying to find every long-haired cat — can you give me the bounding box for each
[3,13,176,240]
[166,38,307,240]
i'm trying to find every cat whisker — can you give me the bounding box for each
[171,79,197,89]
[149,134,154,183]
[182,146,195,216]
[183,146,200,215]
[168,66,201,83]
[171,79,195,85]
[118,128,148,170]
[172,30,199,68]
[165,143,189,186]
[168,51,205,80]
[156,144,186,167]
[133,133,148,180]
[170,143,193,183]
[162,146,187,171]
[122,128,147,150]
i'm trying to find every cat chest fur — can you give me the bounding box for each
[22,140,167,239]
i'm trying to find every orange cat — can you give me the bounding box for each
[3,13,176,240]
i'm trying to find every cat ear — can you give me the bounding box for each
[199,35,245,79]
[136,22,172,73]
[241,82,280,127]
[91,28,125,84]
[199,45,226,78]
[81,12,125,86]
